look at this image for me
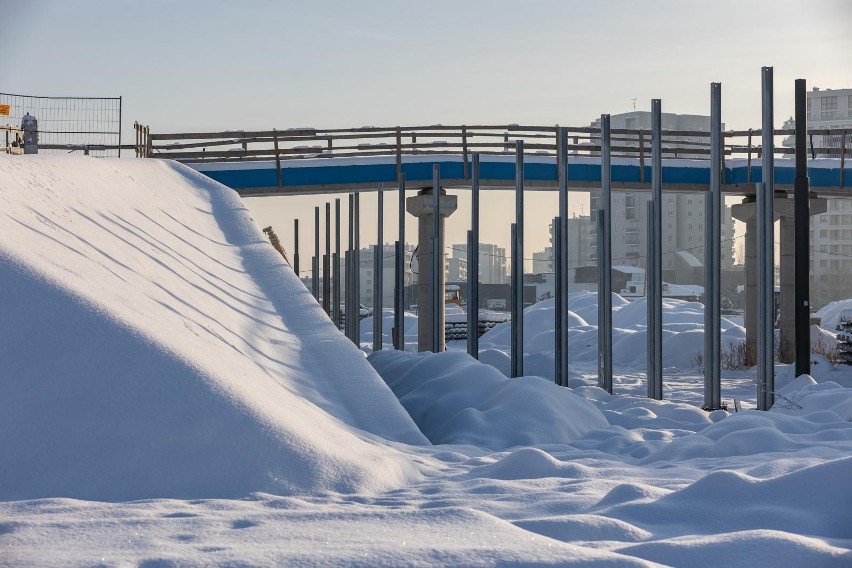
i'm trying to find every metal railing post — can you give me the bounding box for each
[557,126,569,387]
[467,154,480,359]
[373,184,384,351]
[648,100,663,400]
[394,173,406,350]
[511,140,525,378]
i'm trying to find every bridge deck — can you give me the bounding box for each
[187,154,851,197]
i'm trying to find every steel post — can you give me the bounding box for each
[467,154,480,359]
[373,184,384,351]
[432,166,442,353]
[648,100,663,400]
[704,83,723,410]
[313,206,320,300]
[354,192,361,346]
[794,78,811,378]
[333,199,341,327]
[758,67,775,410]
[395,174,406,350]
[323,203,331,314]
[599,115,613,393]
[511,223,522,377]
[557,127,569,386]
[294,218,300,277]
[554,215,563,385]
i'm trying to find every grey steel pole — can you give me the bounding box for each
[354,192,361,346]
[432,165,442,352]
[648,100,663,400]
[557,127,569,386]
[599,114,613,394]
[323,202,331,315]
[395,174,406,350]
[704,83,723,410]
[373,184,384,351]
[313,206,320,301]
[511,223,522,377]
[346,195,353,339]
[394,240,403,349]
[794,78,811,378]
[333,199,341,327]
[294,218,300,277]
[512,140,525,378]
[554,215,563,385]
[758,67,775,410]
[467,154,480,359]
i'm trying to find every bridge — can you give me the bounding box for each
[134,123,850,196]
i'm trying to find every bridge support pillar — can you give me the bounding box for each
[407,188,457,352]
[733,196,826,367]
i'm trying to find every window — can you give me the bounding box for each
[821,96,838,119]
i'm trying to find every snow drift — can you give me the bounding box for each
[0,155,426,501]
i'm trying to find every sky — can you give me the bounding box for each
[4,0,851,263]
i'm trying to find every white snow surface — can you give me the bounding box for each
[2,155,852,567]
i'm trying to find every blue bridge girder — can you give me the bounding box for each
[187,153,851,197]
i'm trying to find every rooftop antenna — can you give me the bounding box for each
[631,98,637,111]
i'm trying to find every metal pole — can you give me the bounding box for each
[394,240,403,350]
[557,127,569,386]
[346,194,354,340]
[512,140,525,378]
[467,154,480,359]
[345,250,352,338]
[794,78,811,378]
[395,173,406,350]
[354,192,361,346]
[758,66,775,410]
[294,218,300,277]
[118,96,122,158]
[432,165,442,352]
[554,215,563,384]
[599,115,613,394]
[511,223,522,377]
[704,83,722,410]
[373,184,384,351]
[313,206,320,300]
[648,100,663,400]
[323,203,331,314]
[334,199,341,327]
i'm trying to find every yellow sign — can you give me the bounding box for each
[0,104,9,116]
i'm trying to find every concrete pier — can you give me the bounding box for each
[406,188,457,352]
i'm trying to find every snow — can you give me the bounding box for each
[2,154,852,566]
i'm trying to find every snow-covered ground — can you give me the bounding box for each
[2,155,851,566]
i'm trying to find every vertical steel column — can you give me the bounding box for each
[648,100,663,400]
[353,192,361,346]
[554,215,563,384]
[557,127,569,386]
[313,206,320,301]
[373,184,384,351]
[599,115,613,393]
[346,195,354,339]
[511,141,525,378]
[758,67,775,410]
[293,219,300,277]
[432,165,442,352]
[704,83,722,410]
[333,199,341,328]
[511,223,522,377]
[794,78,811,378]
[467,154,480,359]
[395,174,406,350]
[323,203,331,315]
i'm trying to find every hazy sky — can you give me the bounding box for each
[5,0,851,265]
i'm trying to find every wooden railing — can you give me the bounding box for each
[134,123,849,187]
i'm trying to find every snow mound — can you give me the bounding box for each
[0,156,425,501]
[368,350,609,449]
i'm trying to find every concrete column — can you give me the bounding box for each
[733,197,826,368]
[407,188,458,352]
[779,213,796,363]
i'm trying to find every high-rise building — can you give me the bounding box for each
[450,243,508,284]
